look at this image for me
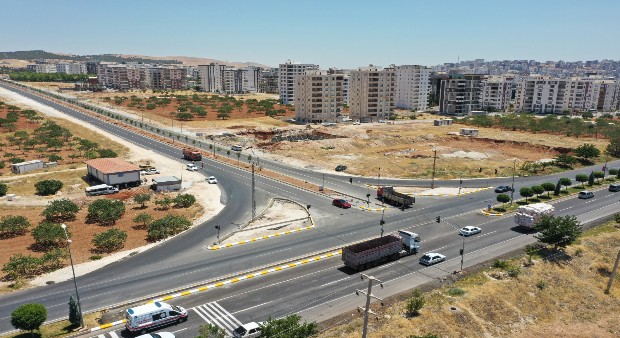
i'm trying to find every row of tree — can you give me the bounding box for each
[9,72,90,82]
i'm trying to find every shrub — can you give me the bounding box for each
[90,255,102,260]
[536,280,548,290]
[92,228,128,253]
[148,215,191,240]
[132,213,153,229]
[2,254,41,281]
[97,148,118,158]
[32,222,67,249]
[40,248,66,271]
[0,183,7,197]
[609,168,619,176]
[174,193,196,208]
[34,179,63,196]
[0,215,31,238]
[507,266,521,277]
[615,213,620,223]
[492,259,510,270]
[41,198,79,221]
[87,199,125,225]
[10,157,25,164]
[404,288,425,316]
[133,193,151,208]
[446,288,466,296]
[154,197,174,210]
[47,154,63,162]
[10,303,47,332]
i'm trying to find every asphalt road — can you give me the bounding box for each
[0,82,618,335]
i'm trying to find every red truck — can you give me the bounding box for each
[183,148,202,161]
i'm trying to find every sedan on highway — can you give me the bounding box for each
[207,176,218,184]
[460,226,482,236]
[136,333,175,338]
[419,253,446,266]
[609,184,620,192]
[494,186,512,193]
[578,190,594,199]
[332,198,351,209]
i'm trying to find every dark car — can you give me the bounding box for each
[332,198,351,208]
[609,184,620,192]
[494,186,512,193]
[335,165,347,172]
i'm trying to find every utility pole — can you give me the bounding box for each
[377,167,380,188]
[251,162,256,220]
[431,149,437,189]
[458,175,463,195]
[510,159,517,206]
[356,274,383,338]
[605,248,620,294]
[380,209,385,237]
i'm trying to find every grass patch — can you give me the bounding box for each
[446,288,466,296]
[2,168,87,196]
[454,271,490,288]
[581,222,619,238]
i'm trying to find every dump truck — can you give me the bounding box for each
[342,231,421,271]
[377,186,415,207]
[514,202,555,229]
[182,148,202,161]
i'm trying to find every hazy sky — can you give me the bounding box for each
[2,0,619,68]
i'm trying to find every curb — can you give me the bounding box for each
[207,225,314,250]
[409,187,492,196]
[480,209,505,216]
[359,205,387,212]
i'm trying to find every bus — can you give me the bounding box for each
[85,184,119,196]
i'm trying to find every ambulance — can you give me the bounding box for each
[125,301,187,334]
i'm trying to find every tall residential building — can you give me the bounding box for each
[34,64,57,73]
[96,63,186,90]
[222,67,248,94]
[278,60,319,104]
[55,63,87,74]
[294,69,345,123]
[198,63,225,93]
[394,65,431,111]
[259,68,279,94]
[439,74,484,115]
[480,76,514,111]
[246,67,262,93]
[349,65,395,122]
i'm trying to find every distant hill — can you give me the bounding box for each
[0,50,271,69]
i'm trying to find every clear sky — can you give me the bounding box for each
[2,0,619,68]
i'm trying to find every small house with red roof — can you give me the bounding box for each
[85,158,141,189]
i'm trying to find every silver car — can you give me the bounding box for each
[460,226,482,236]
[419,253,446,266]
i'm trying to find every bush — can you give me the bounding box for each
[47,154,63,162]
[32,222,67,249]
[133,193,151,208]
[90,255,102,260]
[446,288,466,296]
[492,259,510,270]
[97,148,118,158]
[2,254,41,281]
[536,280,548,290]
[154,197,174,210]
[41,198,79,221]
[615,213,620,223]
[148,215,191,240]
[507,266,521,277]
[0,215,31,238]
[92,228,128,253]
[174,193,196,208]
[404,288,425,316]
[10,157,25,164]
[11,303,47,332]
[0,183,7,197]
[87,199,125,225]
[34,179,63,196]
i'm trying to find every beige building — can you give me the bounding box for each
[480,76,514,112]
[349,65,395,122]
[394,65,431,111]
[279,60,319,104]
[294,69,345,123]
[97,63,187,90]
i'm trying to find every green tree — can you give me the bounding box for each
[2,254,40,280]
[593,171,605,183]
[574,143,600,162]
[606,132,620,157]
[541,182,556,197]
[559,177,572,192]
[92,228,128,253]
[68,296,81,327]
[554,154,577,168]
[133,193,151,208]
[260,314,318,338]
[0,215,31,238]
[496,193,510,208]
[236,151,241,164]
[97,148,118,158]
[534,215,582,250]
[34,179,63,196]
[11,303,47,333]
[196,323,225,338]
[531,185,544,198]
[405,288,425,316]
[154,197,174,210]
[41,198,79,221]
[87,199,126,225]
[0,183,7,197]
[47,154,63,162]
[519,187,534,203]
[32,221,67,249]
[609,168,619,176]
[174,194,196,208]
[132,213,153,229]
[148,215,191,240]
[575,174,588,187]
[588,171,595,186]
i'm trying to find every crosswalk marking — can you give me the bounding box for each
[192,301,242,335]
[109,332,119,338]
[97,334,105,338]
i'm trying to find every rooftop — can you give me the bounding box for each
[85,158,140,174]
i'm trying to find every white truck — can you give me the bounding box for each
[125,301,187,334]
[513,203,555,229]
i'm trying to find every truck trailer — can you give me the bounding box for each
[182,148,202,161]
[514,202,555,229]
[377,186,415,207]
[342,231,421,271]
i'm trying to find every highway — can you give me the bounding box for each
[0,82,618,335]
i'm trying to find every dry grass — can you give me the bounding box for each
[319,223,620,338]
[1,167,87,195]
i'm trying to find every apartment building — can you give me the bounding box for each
[279,60,319,104]
[439,74,484,115]
[34,64,57,73]
[349,65,395,122]
[394,65,431,111]
[294,69,345,123]
[246,66,262,93]
[259,68,279,94]
[97,63,187,90]
[55,63,87,74]
[198,63,225,93]
[480,76,514,111]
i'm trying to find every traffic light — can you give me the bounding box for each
[460,249,464,255]
[366,193,371,198]
[307,204,311,210]
[380,220,385,225]
[214,225,220,230]
[436,216,441,223]
[349,177,353,184]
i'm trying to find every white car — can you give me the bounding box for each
[207,176,218,184]
[353,121,361,125]
[233,322,262,338]
[419,252,446,266]
[578,190,594,199]
[186,163,198,171]
[136,332,175,338]
[141,168,160,175]
[378,119,386,123]
[460,226,482,237]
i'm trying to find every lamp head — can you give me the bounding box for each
[61,224,67,229]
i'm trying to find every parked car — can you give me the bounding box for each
[378,119,386,123]
[141,168,160,175]
[186,163,198,171]
[232,145,243,152]
[353,121,361,125]
[419,252,446,266]
[578,190,594,199]
[335,165,347,172]
[233,322,263,338]
[332,198,351,209]
[207,176,218,184]
[459,226,482,237]
[136,333,175,338]
[494,186,512,193]
[609,184,620,192]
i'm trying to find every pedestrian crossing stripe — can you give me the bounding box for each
[192,302,243,335]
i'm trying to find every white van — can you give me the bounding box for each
[85,184,119,196]
[232,145,243,152]
[233,322,263,338]
[125,301,187,334]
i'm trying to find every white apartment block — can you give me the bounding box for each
[480,76,513,111]
[34,64,57,73]
[294,69,345,123]
[246,66,262,93]
[55,63,87,74]
[198,63,225,93]
[279,60,319,104]
[394,65,431,111]
[348,65,395,122]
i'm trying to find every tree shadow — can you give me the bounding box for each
[12,332,42,338]
[538,246,573,265]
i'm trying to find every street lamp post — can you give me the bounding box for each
[510,159,517,206]
[61,224,83,328]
